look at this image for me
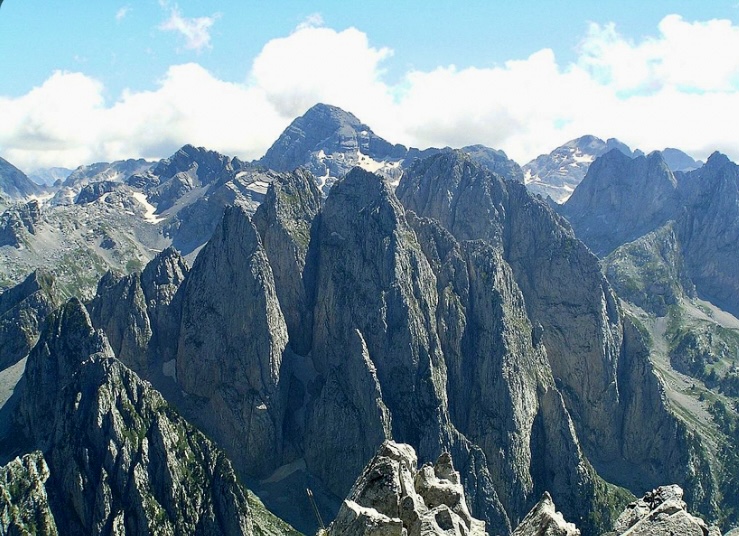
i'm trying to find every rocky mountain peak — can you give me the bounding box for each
[259,103,407,193]
[511,492,580,536]
[153,144,235,183]
[0,156,41,200]
[661,148,702,172]
[523,135,638,203]
[0,268,60,369]
[562,149,680,256]
[176,203,289,477]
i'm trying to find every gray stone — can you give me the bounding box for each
[511,492,580,536]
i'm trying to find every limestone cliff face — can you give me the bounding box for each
[140,246,189,364]
[307,167,444,494]
[397,151,622,463]
[89,247,189,374]
[253,169,322,355]
[0,269,60,369]
[15,298,260,535]
[396,151,714,521]
[562,150,681,257]
[88,271,152,373]
[676,152,739,316]
[176,205,289,478]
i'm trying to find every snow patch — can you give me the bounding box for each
[132,192,165,224]
[247,180,270,196]
[356,150,388,173]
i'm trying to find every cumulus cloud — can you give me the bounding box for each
[159,4,219,52]
[3,14,739,171]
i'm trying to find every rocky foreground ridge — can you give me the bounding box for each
[327,442,720,536]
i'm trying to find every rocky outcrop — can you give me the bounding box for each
[327,441,486,536]
[603,222,695,316]
[676,152,739,317]
[88,271,152,373]
[511,492,579,536]
[0,451,58,535]
[176,205,288,478]
[0,269,60,369]
[0,156,41,200]
[12,298,282,535]
[562,150,681,257]
[253,169,322,355]
[608,485,720,536]
[0,199,42,248]
[88,247,189,377]
[75,180,120,204]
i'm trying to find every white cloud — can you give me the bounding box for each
[250,25,394,121]
[159,4,219,52]
[3,15,739,171]
[578,15,739,95]
[297,13,324,30]
[115,6,130,22]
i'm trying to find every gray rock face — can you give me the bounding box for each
[176,205,288,478]
[562,150,681,257]
[140,246,189,364]
[253,169,323,355]
[0,451,58,535]
[396,151,715,523]
[0,199,42,248]
[88,271,152,373]
[523,136,640,203]
[562,149,739,318]
[661,148,703,172]
[13,298,267,535]
[604,222,695,316]
[88,247,189,374]
[327,441,486,536]
[610,485,719,536]
[676,152,739,317]
[259,103,407,192]
[511,492,580,536]
[0,156,41,200]
[0,269,60,369]
[307,167,437,494]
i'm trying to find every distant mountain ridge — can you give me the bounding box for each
[522,135,701,203]
[0,157,41,201]
[563,149,739,317]
[258,103,524,193]
[523,135,642,203]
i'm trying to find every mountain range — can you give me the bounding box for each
[0,102,736,536]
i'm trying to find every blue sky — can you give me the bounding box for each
[2,1,739,170]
